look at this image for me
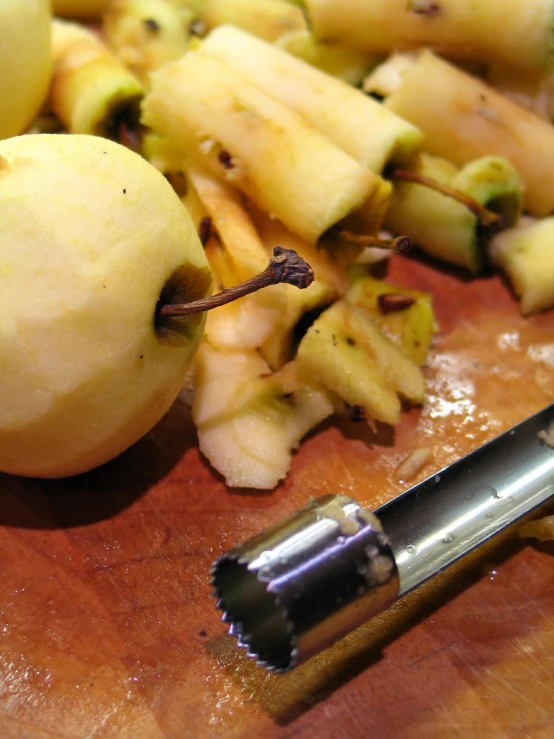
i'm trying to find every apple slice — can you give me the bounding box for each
[385,153,522,272]
[296,300,426,427]
[202,0,308,42]
[200,24,423,172]
[384,50,554,217]
[193,343,334,489]
[276,29,380,86]
[250,209,347,369]
[489,216,554,315]
[103,0,193,85]
[345,276,436,366]
[142,49,387,242]
[186,164,286,350]
[304,0,554,72]
[51,19,144,137]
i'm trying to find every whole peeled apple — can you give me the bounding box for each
[0,0,52,140]
[0,133,212,478]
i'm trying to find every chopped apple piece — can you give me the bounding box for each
[363,52,417,99]
[345,276,436,366]
[141,131,184,171]
[202,0,307,42]
[103,0,192,85]
[304,0,554,72]
[276,29,380,87]
[486,63,554,121]
[50,19,144,137]
[142,49,378,242]
[193,343,334,489]
[250,207,349,295]
[203,292,286,352]
[260,280,334,370]
[200,25,422,172]
[187,164,268,279]
[384,50,554,217]
[385,154,522,272]
[250,210,346,368]
[140,134,213,246]
[296,301,426,427]
[489,216,554,315]
[186,164,286,350]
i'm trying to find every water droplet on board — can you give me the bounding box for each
[443,533,454,544]
[406,544,417,555]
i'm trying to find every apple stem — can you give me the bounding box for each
[390,169,505,228]
[159,246,314,318]
[335,231,412,254]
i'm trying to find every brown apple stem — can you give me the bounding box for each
[336,231,412,254]
[118,121,143,153]
[391,169,504,228]
[159,247,314,318]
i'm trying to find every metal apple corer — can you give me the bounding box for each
[211,403,554,672]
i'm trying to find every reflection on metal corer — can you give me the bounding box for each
[210,494,399,672]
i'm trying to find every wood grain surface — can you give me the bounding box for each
[0,254,553,739]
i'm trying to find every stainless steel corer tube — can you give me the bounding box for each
[211,403,554,672]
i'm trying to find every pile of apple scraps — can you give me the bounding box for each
[46,0,554,489]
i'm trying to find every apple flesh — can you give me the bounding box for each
[0,134,212,478]
[0,0,52,140]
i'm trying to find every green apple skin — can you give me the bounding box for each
[0,134,212,478]
[0,0,52,140]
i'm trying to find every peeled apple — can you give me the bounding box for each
[0,134,212,478]
[0,0,52,140]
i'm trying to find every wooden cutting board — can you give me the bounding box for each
[0,254,553,739]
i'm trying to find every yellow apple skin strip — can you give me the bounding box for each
[384,50,554,217]
[200,25,422,172]
[296,301,426,427]
[50,19,144,137]
[485,63,554,121]
[252,211,345,369]
[345,276,436,367]
[185,164,286,351]
[103,0,193,85]
[304,0,554,72]
[202,0,307,42]
[142,50,378,243]
[276,29,380,87]
[192,343,334,489]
